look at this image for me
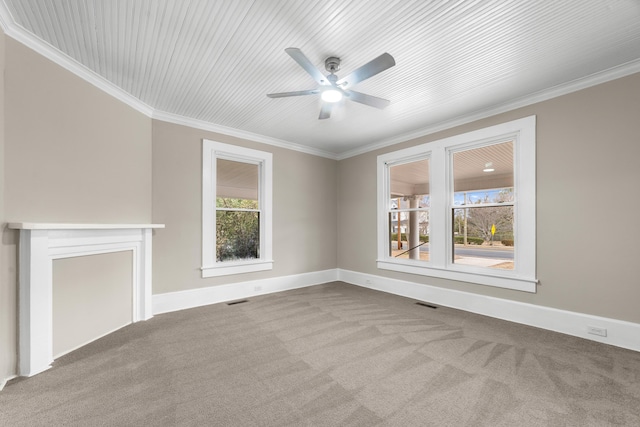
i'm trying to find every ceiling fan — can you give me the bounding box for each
[267,48,396,120]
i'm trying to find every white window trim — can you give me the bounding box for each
[202,140,273,278]
[377,116,537,292]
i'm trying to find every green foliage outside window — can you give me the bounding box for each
[216,198,259,262]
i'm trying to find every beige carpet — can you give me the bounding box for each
[1,282,639,426]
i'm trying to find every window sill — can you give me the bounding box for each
[376,260,537,293]
[202,260,273,278]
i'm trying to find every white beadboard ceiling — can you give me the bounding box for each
[1,0,640,159]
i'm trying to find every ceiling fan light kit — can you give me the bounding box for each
[267,47,395,119]
[321,89,343,103]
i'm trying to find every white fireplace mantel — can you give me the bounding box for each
[8,222,164,377]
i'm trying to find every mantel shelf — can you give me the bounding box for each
[9,222,165,230]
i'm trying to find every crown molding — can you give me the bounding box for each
[152,110,338,160]
[336,58,640,160]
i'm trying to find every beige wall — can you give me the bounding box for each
[0,29,12,383]
[338,72,640,324]
[0,37,152,382]
[4,39,152,222]
[152,120,338,294]
[53,251,133,357]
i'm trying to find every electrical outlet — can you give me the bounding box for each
[587,326,607,337]
[254,285,262,292]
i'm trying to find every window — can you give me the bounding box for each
[451,140,514,270]
[377,116,537,292]
[386,158,430,261]
[202,140,273,277]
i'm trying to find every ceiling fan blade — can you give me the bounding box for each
[347,90,391,109]
[336,53,395,88]
[267,89,319,98]
[318,102,333,120]
[285,48,330,86]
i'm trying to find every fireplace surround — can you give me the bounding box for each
[8,223,164,377]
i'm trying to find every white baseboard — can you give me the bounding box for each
[337,269,640,352]
[153,269,339,315]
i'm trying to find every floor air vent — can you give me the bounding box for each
[416,302,438,309]
[227,299,249,306]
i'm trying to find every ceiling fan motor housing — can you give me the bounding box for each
[325,56,341,73]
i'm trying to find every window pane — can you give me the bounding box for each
[216,211,259,262]
[388,210,429,260]
[452,206,514,270]
[389,159,429,207]
[452,141,514,270]
[216,197,258,210]
[452,141,513,198]
[388,158,430,261]
[216,159,258,208]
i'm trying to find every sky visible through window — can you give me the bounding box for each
[454,188,509,205]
